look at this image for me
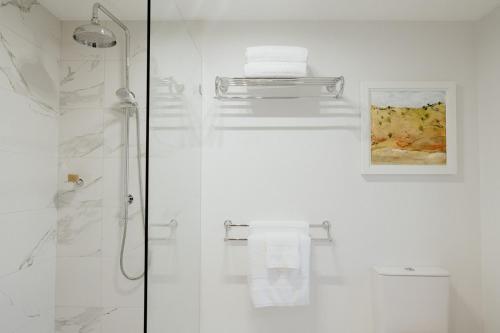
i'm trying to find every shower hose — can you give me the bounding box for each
[120,104,146,281]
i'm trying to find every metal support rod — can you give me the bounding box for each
[92,2,130,90]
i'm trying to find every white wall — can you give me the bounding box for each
[0,3,60,333]
[477,7,500,333]
[194,21,482,333]
[55,20,147,333]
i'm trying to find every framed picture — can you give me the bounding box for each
[361,82,457,174]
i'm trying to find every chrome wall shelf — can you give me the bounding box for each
[215,76,344,100]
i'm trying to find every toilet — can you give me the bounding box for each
[372,266,450,333]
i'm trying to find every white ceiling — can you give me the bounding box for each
[39,0,500,21]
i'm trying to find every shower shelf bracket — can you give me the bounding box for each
[214,76,345,100]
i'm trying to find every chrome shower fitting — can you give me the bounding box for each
[73,3,145,281]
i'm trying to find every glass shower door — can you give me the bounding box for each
[147,1,202,332]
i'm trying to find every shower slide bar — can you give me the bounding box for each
[215,76,345,100]
[224,220,333,242]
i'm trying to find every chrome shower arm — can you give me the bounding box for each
[91,2,130,90]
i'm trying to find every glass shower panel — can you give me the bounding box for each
[147,1,202,332]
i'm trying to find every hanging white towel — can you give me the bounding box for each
[244,62,308,78]
[248,221,311,308]
[266,231,300,269]
[246,46,309,63]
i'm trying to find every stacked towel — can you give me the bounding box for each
[246,46,308,63]
[244,46,308,78]
[248,221,311,308]
[244,63,307,79]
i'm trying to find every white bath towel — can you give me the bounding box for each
[244,62,308,78]
[246,46,308,63]
[248,221,311,308]
[266,232,300,269]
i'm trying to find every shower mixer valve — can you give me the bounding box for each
[67,174,84,187]
[127,194,134,205]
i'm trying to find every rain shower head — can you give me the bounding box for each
[73,3,131,89]
[73,19,117,48]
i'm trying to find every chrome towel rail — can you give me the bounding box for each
[224,220,333,242]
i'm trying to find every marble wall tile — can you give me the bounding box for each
[102,61,122,109]
[0,26,60,113]
[103,107,146,159]
[57,158,103,208]
[100,307,143,333]
[0,256,56,333]
[0,2,60,59]
[59,108,103,158]
[101,257,144,308]
[56,306,144,333]
[60,60,105,109]
[0,209,56,333]
[103,108,127,159]
[57,201,102,258]
[103,21,147,62]
[101,205,144,259]
[0,208,56,278]
[0,151,58,214]
[0,89,58,156]
[56,257,101,307]
[59,132,104,160]
[0,3,60,333]
[55,306,103,333]
[102,157,145,208]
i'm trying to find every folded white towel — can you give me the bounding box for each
[266,231,300,269]
[244,62,308,78]
[246,46,308,63]
[248,221,311,308]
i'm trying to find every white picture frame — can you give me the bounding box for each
[361,82,457,175]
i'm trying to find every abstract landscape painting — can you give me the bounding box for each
[361,82,456,174]
[370,90,446,165]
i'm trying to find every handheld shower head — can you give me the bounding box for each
[116,87,137,105]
